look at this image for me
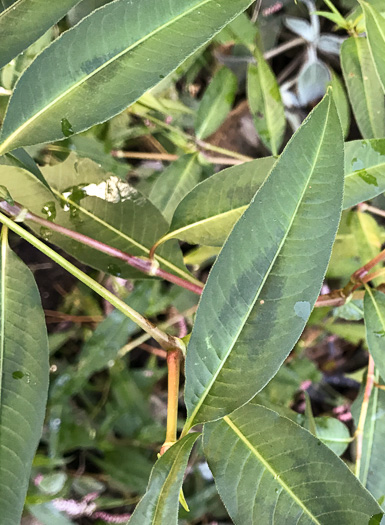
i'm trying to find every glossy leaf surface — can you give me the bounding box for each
[149,154,201,222]
[184,94,344,426]
[195,67,237,140]
[0,155,194,282]
[0,233,49,525]
[203,402,382,524]
[341,37,385,139]
[361,2,385,92]
[364,289,385,382]
[0,0,254,154]
[0,0,81,70]
[247,50,286,155]
[129,433,200,524]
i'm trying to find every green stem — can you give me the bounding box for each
[0,213,184,353]
[323,0,345,19]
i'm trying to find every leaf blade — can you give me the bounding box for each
[364,289,385,382]
[184,93,344,426]
[0,232,49,525]
[203,402,382,525]
[0,0,254,154]
[361,1,385,92]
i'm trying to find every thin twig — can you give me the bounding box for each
[111,150,245,166]
[264,37,305,60]
[359,203,385,219]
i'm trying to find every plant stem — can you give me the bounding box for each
[0,200,204,295]
[0,212,184,353]
[323,0,344,19]
[354,355,375,478]
[160,348,181,455]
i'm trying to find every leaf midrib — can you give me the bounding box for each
[188,100,331,425]
[0,0,213,154]
[223,415,322,525]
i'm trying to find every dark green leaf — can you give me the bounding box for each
[330,71,350,138]
[361,2,385,92]
[184,94,344,427]
[0,0,254,153]
[341,37,385,139]
[129,433,200,525]
[0,148,52,193]
[195,67,238,140]
[0,232,49,525]
[203,402,382,524]
[364,289,385,382]
[0,0,81,70]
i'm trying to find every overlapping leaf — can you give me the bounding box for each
[203,402,382,524]
[184,94,344,427]
[0,232,49,525]
[341,37,385,139]
[0,155,196,283]
[0,0,254,154]
[0,0,81,70]
[128,434,200,525]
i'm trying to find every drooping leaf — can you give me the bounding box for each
[364,289,385,382]
[184,94,344,427]
[155,156,275,248]
[128,433,200,525]
[0,0,254,154]
[195,67,238,140]
[0,0,81,70]
[247,49,286,155]
[344,139,385,208]
[0,154,196,283]
[351,211,382,286]
[352,373,385,507]
[203,402,382,525]
[341,37,385,139]
[361,1,385,92]
[0,230,49,525]
[149,154,202,222]
[0,147,52,193]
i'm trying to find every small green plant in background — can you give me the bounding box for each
[1,0,385,524]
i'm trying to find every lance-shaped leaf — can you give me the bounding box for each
[195,67,238,140]
[247,50,286,155]
[0,147,51,193]
[0,0,81,70]
[364,289,385,382]
[352,373,385,507]
[155,156,275,248]
[184,94,344,427]
[330,71,350,138]
[0,0,254,154]
[361,2,385,92]
[149,154,202,222]
[203,402,382,525]
[128,433,200,525]
[341,37,385,139]
[344,139,385,208]
[0,154,195,283]
[0,231,49,525]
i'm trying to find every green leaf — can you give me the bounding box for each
[128,433,200,525]
[314,416,351,456]
[184,94,344,427]
[364,289,385,382]
[361,1,385,92]
[0,0,81,70]
[247,50,286,155]
[344,139,385,208]
[341,37,385,139]
[0,154,195,283]
[0,231,49,525]
[195,67,238,140]
[203,402,382,524]
[352,372,385,506]
[330,71,350,138]
[156,156,275,247]
[350,211,383,284]
[0,0,254,154]
[0,148,52,193]
[149,154,202,222]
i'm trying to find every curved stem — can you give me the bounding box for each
[0,211,184,353]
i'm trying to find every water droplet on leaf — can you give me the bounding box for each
[12,370,24,380]
[61,118,74,137]
[294,301,311,321]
